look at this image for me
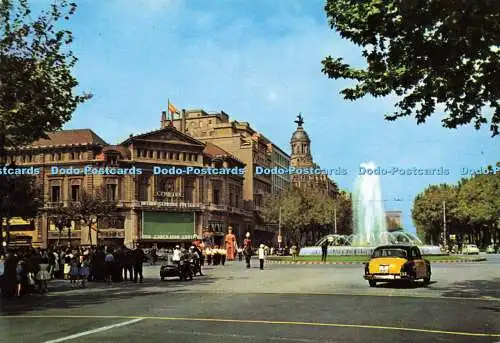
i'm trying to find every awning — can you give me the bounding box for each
[2,217,33,226]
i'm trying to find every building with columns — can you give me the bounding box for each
[167,109,289,243]
[6,127,252,248]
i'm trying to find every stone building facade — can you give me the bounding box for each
[6,127,252,248]
[289,114,338,198]
[167,109,274,211]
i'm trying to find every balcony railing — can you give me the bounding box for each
[48,230,81,239]
[206,203,227,212]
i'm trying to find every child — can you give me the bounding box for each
[69,258,80,288]
[258,244,266,270]
[79,259,90,288]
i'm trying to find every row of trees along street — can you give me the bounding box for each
[47,187,118,246]
[412,163,500,249]
[0,179,118,247]
[261,187,352,246]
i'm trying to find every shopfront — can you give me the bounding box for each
[141,211,196,247]
[1,217,36,248]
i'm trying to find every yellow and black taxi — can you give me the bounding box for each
[364,245,431,287]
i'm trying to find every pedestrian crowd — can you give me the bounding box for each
[0,244,146,299]
[0,232,279,299]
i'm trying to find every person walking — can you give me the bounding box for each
[15,261,26,297]
[258,244,266,270]
[132,245,145,283]
[104,249,114,285]
[290,244,298,262]
[37,254,50,294]
[243,232,253,269]
[69,257,80,288]
[172,245,181,269]
[79,259,90,288]
[321,239,329,263]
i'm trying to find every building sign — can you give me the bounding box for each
[139,201,201,209]
[142,212,195,240]
[99,230,125,238]
[142,234,194,240]
[156,191,183,198]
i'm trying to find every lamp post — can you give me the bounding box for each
[334,205,337,235]
[443,200,447,250]
[278,206,282,250]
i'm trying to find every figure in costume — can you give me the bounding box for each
[224,227,237,261]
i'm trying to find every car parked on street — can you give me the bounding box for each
[486,245,496,254]
[462,244,480,255]
[364,245,431,287]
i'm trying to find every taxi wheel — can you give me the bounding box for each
[423,276,430,286]
[368,280,377,287]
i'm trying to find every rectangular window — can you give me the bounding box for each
[106,184,117,201]
[213,189,220,205]
[51,186,61,202]
[71,185,80,201]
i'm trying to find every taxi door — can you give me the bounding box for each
[411,247,426,278]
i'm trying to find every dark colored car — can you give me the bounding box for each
[160,263,179,281]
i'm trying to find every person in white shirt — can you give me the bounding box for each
[258,244,266,270]
[172,245,181,268]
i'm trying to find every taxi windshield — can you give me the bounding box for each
[372,248,408,259]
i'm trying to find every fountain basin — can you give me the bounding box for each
[298,245,444,256]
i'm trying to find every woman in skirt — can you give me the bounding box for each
[37,255,51,294]
[69,257,80,288]
[79,259,90,288]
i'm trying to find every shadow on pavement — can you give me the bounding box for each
[0,275,216,316]
[375,281,436,289]
[437,278,500,298]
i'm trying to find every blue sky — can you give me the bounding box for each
[38,0,498,232]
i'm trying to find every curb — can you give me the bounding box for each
[265,258,487,265]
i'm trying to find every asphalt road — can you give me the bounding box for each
[0,254,499,343]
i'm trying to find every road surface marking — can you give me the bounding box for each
[4,315,499,338]
[41,318,144,342]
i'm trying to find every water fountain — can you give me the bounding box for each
[299,162,443,256]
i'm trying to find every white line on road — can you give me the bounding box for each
[42,318,144,343]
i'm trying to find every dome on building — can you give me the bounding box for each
[291,126,310,142]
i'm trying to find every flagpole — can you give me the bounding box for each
[167,99,171,122]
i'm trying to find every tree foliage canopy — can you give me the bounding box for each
[322,0,500,136]
[261,187,352,245]
[412,163,500,246]
[0,0,89,149]
[0,174,40,219]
